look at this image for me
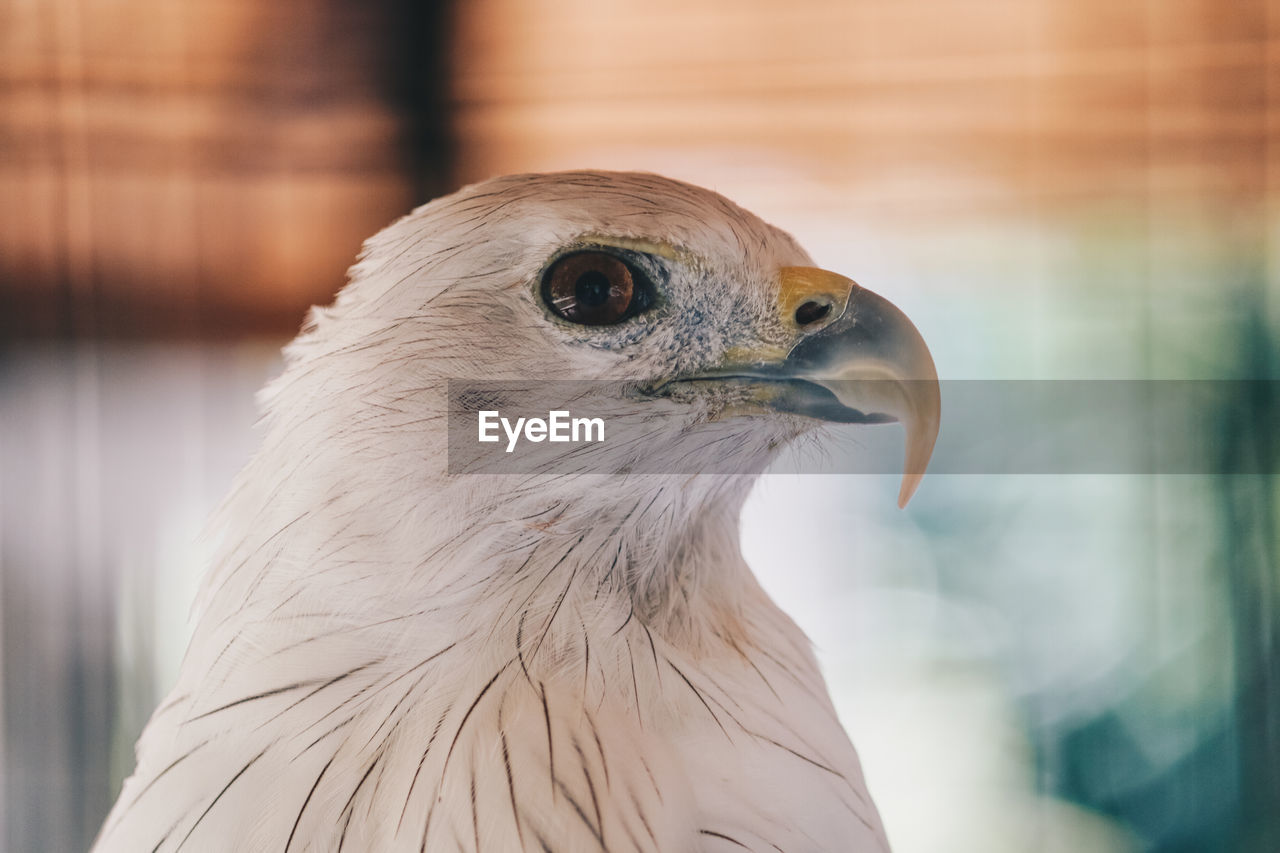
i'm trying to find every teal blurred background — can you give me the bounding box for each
[2,0,1277,850]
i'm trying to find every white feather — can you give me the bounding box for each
[94,172,891,852]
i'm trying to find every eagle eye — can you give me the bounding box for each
[542,251,653,326]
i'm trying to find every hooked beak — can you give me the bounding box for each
[675,266,941,507]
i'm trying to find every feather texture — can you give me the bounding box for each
[94,172,891,852]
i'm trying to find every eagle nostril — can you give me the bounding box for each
[795,300,832,327]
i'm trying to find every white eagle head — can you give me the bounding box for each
[222,171,938,627]
[98,171,940,853]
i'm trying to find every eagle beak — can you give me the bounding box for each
[690,267,941,507]
[777,267,940,507]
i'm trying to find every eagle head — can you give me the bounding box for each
[245,169,938,621]
[97,170,939,853]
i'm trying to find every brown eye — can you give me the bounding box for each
[543,251,647,325]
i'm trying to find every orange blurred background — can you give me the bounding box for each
[6,0,1274,340]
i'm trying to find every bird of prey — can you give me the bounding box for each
[94,171,939,852]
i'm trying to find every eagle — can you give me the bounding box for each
[94,171,940,852]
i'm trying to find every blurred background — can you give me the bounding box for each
[2,0,1277,850]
